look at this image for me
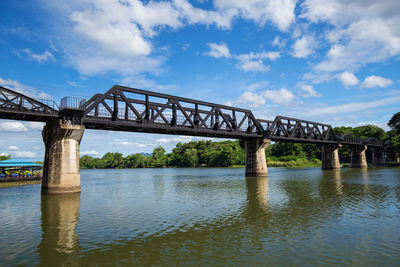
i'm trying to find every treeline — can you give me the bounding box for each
[77,112,400,169]
[80,140,246,169]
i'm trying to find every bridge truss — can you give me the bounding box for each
[0,85,390,147]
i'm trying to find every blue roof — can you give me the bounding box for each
[0,159,42,167]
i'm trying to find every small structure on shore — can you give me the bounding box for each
[0,159,43,182]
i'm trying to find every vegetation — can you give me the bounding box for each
[0,154,10,161]
[80,140,246,169]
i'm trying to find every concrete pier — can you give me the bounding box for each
[351,145,368,168]
[372,147,386,165]
[241,138,271,177]
[42,119,85,194]
[321,144,341,170]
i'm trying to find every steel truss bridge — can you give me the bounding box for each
[0,85,389,148]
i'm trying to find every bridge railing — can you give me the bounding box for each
[60,97,87,110]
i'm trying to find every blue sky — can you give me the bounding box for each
[0,0,399,160]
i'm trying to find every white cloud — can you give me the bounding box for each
[13,151,37,158]
[238,59,270,72]
[235,51,278,72]
[303,95,400,116]
[338,72,359,87]
[0,77,50,99]
[19,48,56,63]
[0,122,28,132]
[214,0,297,31]
[237,91,266,107]
[361,75,393,88]
[299,85,321,97]
[63,0,293,77]
[292,35,315,58]
[204,42,231,58]
[204,43,278,72]
[156,136,194,144]
[245,81,269,92]
[301,0,400,78]
[80,150,100,156]
[7,146,19,150]
[0,152,10,157]
[272,35,286,47]
[25,122,44,131]
[263,88,295,105]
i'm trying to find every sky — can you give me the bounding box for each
[0,0,399,160]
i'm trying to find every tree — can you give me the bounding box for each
[0,153,11,161]
[388,112,400,133]
[184,148,198,167]
[150,146,167,167]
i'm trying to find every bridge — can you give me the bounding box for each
[0,85,394,194]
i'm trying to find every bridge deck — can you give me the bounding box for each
[0,85,387,147]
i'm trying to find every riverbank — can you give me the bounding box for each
[0,180,41,188]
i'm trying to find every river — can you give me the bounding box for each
[1,167,399,266]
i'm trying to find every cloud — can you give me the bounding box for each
[0,121,44,132]
[303,95,400,116]
[301,0,400,79]
[0,122,28,132]
[204,43,278,72]
[263,88,295,105]
[237,91,266,107]
[238,59,270,72]
[361,75,393,88]
[204,42,231,58]
[80,150,100,156]
[0,77,51,99]
[338,72,359,87]
[0,152,10,157]
[245,81,269,92]
[272,35,286,47]
[299,85,321,97]
[214,0,297,31]
[13,151,37,158]
[6,146,19,150]
[291,35,315,58]
[18,48,56,63]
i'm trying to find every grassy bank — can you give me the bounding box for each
[230,158,322,168]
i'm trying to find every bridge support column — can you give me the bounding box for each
[321,144,341,170]
[372,147,386,165]
[42,119,85,194]
[351,145,368,168]
[241,138,271,177]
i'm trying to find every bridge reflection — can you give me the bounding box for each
[37,194,80,266]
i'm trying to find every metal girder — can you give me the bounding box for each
[264,116,337,144]
[0,86,58,121]
[0,85,390,148]
[81,85,264,139]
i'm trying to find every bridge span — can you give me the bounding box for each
[0,85,393,194]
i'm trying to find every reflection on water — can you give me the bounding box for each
[0,167,400,266]
[37,194,80,266]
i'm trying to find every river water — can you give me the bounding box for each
[0,167,399,266]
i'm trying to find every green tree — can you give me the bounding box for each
[150,146,167,167]
[184,148,198,167]
[388,112,400,133]
[0,153,11,161]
